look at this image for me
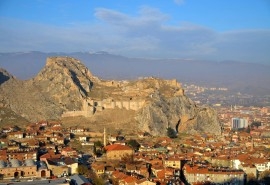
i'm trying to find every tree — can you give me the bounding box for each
[94,140,103,147]
[88,170,104,185]
[121,154,135,164]
[127,139,140,151]
[94,140,104,156]
[167,127,177,138]
[251,121,261,128]
[77,165,89,175]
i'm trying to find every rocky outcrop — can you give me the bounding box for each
[0,57,96,121]
[0,57,221,135]
[136,92,221,135]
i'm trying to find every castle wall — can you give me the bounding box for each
[61,97,146,118]
[115,101,123,109]
[62,111,90,117]
[122,101,130,110]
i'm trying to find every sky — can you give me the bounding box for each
[0,0,270,64]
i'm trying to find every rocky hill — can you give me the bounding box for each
[0,57,221,135]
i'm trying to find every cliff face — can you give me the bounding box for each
[136,93,221,135]
[32,57,97,112]
[0,57,221,135]
[0,57,95,121]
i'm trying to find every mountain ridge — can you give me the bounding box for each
[0,56,221,135]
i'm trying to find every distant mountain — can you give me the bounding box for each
[0,51,269,95]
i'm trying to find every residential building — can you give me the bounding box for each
[105,144,133,160]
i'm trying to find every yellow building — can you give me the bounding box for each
[105,144,133,160]
[163,156,181,169]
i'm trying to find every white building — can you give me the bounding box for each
[232,118,248,129]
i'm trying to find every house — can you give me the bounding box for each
[92,162,105,176]
[7,150,36,161]
[111,170,128,183]
[151,164,164,179]
[45,156,78,176]
[108,134,118,143]
[61,147,78,157]
[163,156,181,169]
[252,157,270,173]
[1,127,12,133]
[241,163,257,178]
[119,175,137,185]
[183,163,245,185]
[126,163,137,173]
[78,135,90,142]
[105,165,114,175]
[137,165,149,178]
[24,130,38,138]
[7,131,23,139]
[105,144,133,160]
[70,127,85,133]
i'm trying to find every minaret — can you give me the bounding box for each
[103,127,106,146]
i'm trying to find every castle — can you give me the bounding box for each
[62,78,183,118]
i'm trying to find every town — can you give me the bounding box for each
[183,84,270,107]
[0,102,269,185]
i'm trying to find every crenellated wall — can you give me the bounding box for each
[95,98,145,111]
[61,97,145,118]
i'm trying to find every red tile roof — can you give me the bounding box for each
[123,176,137,183]
[105,144,132,151]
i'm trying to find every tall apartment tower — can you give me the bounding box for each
[231,118,248,129]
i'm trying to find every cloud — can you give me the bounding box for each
[95,7,168,27]
[93,7,218,57]
[0,7,269,65]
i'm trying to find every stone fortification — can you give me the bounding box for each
[61,97,145,118]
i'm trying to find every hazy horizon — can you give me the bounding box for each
[1,51,270,96]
